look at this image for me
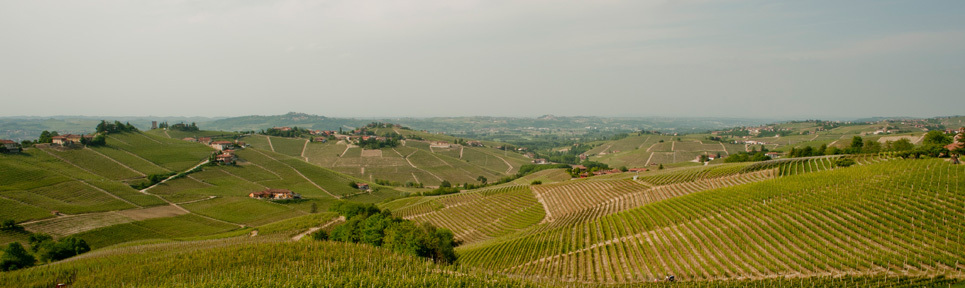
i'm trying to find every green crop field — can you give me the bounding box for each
[104,132,213,171]
[43,148,144,181]
[268,136,308,157]
[180,196,306,226]
[456,158,964,283]
[388,185,545,244]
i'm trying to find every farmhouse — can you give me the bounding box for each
[210,141,234,151]
[628,168,647,173]
[198,137,212,144]
[1,139,21,153]
[532,158,550,164]
[51,134,91,146]
[248,188,300,200]
[945,129,964,152]
[430,141,451,148]
[215,151,237,164]
[465,141,484,147]
[313,137,328,143]
[182,137,197,142]
[766,152,783,159]
[357,183,370,191]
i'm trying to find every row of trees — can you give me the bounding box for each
[96,120,138,134]
[158,122,200,132]
[318,202,458,264]
[787,132,961,159]
[261,127,313,138]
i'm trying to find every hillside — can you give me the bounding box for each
[241,129,532,187]
[2,125,963,287]
[1,130,405,250]
[455,157,964,282]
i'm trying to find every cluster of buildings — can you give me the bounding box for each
[181,137,245,151]
[248,188,300,200]
[52,134,93,146]
[570,165,647,177]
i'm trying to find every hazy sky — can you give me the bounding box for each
[2,0,963,119]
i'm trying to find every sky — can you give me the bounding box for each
[2,0,964,119]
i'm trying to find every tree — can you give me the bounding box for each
[849,136,864,153]
[887,138,914,151]
[0,219,24,232]
[37,130,57,143]
[310,202,318,214]
[476,176,487,185]
[439,180,451,188]
[1,242,36,271]
[922,131,952,147]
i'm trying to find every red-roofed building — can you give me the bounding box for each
[357,183,370,191]
[1,139,20,153]
[215,151,237,164]
[198,137,212,144]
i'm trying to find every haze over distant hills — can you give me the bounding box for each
[0,112,781,141]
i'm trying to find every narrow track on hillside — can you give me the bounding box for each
[135,132,163,144]
[300,139,309,161]
[249,149,339,199]
[37,148,99,176]
[636,136,652,150]
[397,149,444,182]
[267,136,276,152]
[291,216,345,241]
[85,147,147,177]
[118,148,171,172]
[220,169,268,189]
[106,135,131,146]
[80,180,141,208]
[163,130,172,138]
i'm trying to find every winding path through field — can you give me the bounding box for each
[397,149,444,182]
[291,216,345,241]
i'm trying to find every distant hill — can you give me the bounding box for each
[201,112,372,132]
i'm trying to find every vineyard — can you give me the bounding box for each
[455,158,964,283]
[385,186,545,244]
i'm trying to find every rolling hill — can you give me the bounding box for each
[241,128,533,187]
[1,122,963,287]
